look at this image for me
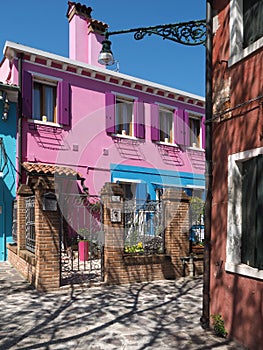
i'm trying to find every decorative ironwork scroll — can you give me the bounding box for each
[106,19,206,46]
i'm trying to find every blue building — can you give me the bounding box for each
[0,83,19,261]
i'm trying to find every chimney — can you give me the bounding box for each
[67,2,109,67]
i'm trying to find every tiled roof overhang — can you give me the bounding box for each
[22,162,83,179]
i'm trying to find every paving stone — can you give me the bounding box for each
[0,261,246,350]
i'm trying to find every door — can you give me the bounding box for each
[0,202,5,261]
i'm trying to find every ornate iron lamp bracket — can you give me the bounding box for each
[106,19,206,46]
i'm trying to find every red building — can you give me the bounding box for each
[208,1,263,349]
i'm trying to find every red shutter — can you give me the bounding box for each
[134,100,145,139]
[22,71,32,118]
[151,104,159,141]
[58,81,70,125]
[105,92,116,134]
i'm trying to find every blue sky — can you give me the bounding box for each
[0,0,206,97]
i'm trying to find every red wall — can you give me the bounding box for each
[211,2,263,349]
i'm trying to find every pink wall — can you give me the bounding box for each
[15,60,204,195]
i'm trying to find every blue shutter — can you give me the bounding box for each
[22,71,32,118]
[136,182,148,204]
[58,80,70,125]
[134,100,145,139]
[105,92,116,134]
[151,104,159,141]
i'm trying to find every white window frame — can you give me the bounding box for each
[226,146,263,279]
[159,106,174,144]
[115,95,135,137]
[31,73,61,124]
[229,0,263,66]
[188,112,202,149]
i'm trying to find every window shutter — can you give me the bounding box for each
[201,115,205,149]
[256,155,263,269]
[105,92,116,134]
[151,104,159,141]
[175,109,185,145]
[184,110,190,146]
[242,157,257,267]
[58,80,70,125]
[22,71,32,118]
[136,182,148,204]
[134,100,145,139]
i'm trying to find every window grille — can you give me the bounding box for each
[25,196,35,253]
[12,200,17,243]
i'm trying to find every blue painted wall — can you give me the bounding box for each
[110,163,205,200]
[0,101,17,261]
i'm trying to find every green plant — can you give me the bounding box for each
[211,314,228,338]
[124,241,144,254]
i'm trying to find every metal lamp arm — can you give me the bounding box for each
[105,19,206,46]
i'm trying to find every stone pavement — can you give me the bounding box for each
[0,262,245,350]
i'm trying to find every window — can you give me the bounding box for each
[229,0,263,65]
[243,0,263,48]
[33,81,57,122]
[22,71,70,125]
[151,104,176,143]
[116,97,133,136]
[241,155,263,269]
[25,196,35,254]
[12,200,17,244]
[226,148,263,279]
[159,107,173,143]
[105,93,145,138]
[189,116,201,148]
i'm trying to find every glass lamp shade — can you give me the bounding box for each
[98,51,114,66]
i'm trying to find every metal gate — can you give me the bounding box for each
[124,200,165,254]
[59,193,104,286]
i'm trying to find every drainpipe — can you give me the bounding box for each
[17,54,23,186]
[201,0,213,329]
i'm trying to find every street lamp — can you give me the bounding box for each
[98,9,212,332]
[98,19,206,66]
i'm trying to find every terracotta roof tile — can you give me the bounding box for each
[22,162,83,179]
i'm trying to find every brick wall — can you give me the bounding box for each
[8,180,203,292]
[7,177,61,292]
[101,183,203,285]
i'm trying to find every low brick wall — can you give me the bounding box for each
[7,245,36,285]
[101,183,203,286]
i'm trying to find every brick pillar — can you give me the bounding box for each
[34,177,60,291]
[100,183,124,284]
[163,189,190,277]
[16,184,34,253]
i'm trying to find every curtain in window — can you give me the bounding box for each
[45,86,54,122]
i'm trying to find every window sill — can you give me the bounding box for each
[155,141,179,148]
[225,261,263,280]
[27,119,63,128]
[187,146,205,152]
[229,37,263,67]
[111,133,141,141]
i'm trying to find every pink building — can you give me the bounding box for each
[0,2,205,223]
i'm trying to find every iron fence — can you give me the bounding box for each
[25,196,35,253]
[124,200,164,254]
[12,200,17,243]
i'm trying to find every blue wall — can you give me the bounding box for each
[110,163,205,200]
[0,102,17,261]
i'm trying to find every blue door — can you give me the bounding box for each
[0,202,5,261]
